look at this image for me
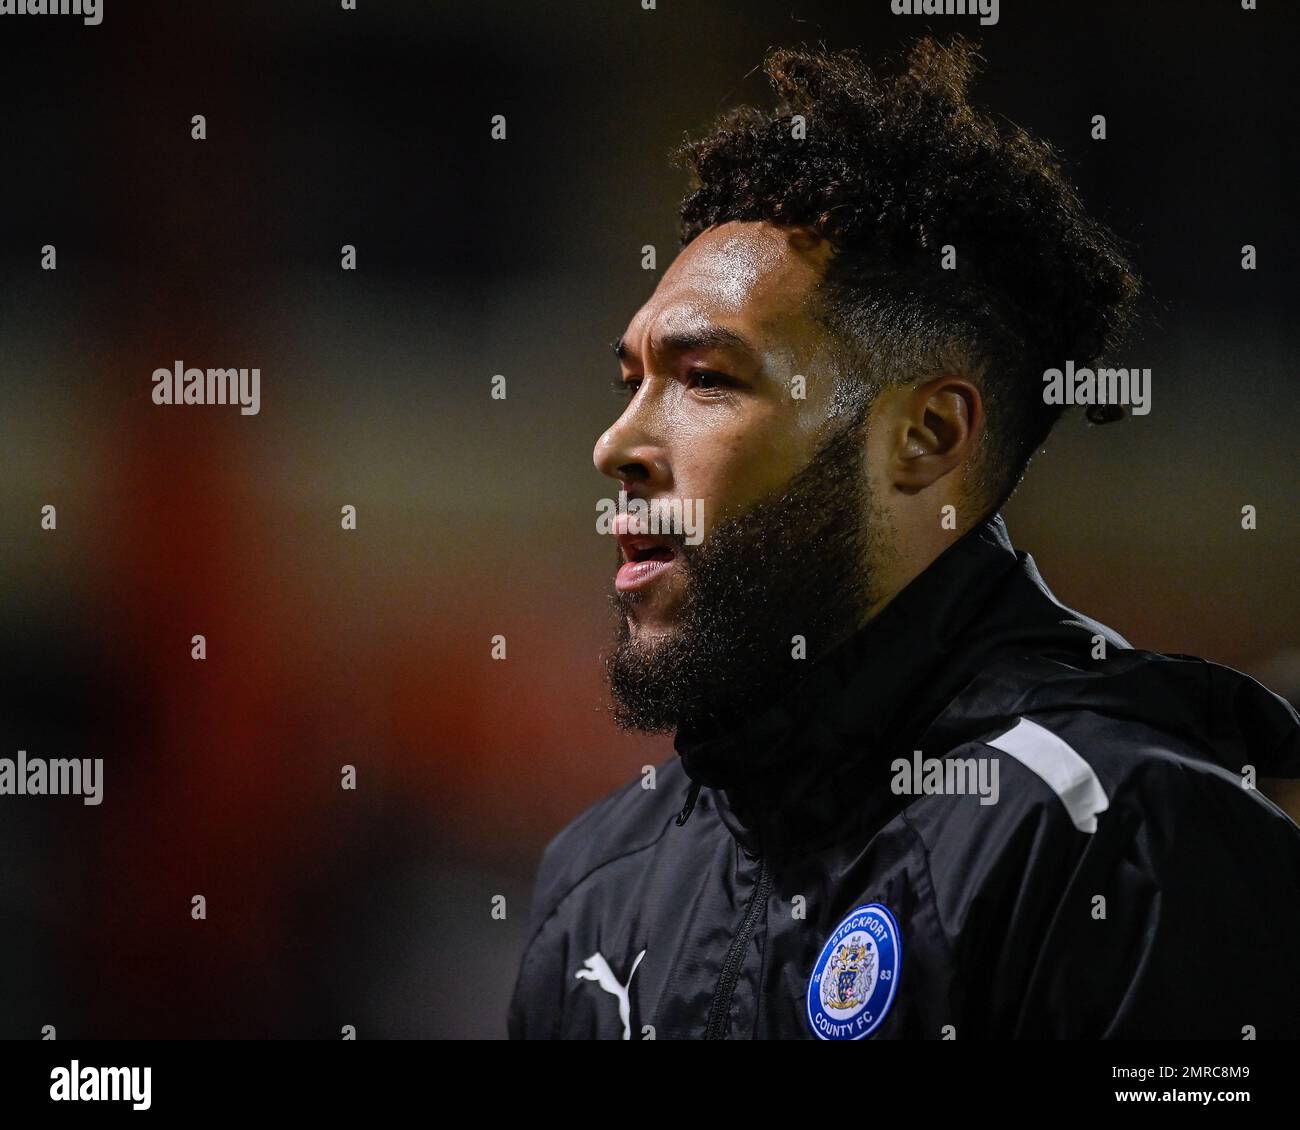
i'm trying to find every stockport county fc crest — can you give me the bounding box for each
[806,904,901,1040]
[824,939,874,1010]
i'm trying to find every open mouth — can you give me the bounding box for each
[615,535,679,592]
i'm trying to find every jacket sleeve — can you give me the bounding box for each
[986,756,1300,1038]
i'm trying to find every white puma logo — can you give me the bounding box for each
[574,950,646,1040]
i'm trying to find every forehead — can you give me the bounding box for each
[623,221,833,349]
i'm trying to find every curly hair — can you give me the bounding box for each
[673,37,1141,509]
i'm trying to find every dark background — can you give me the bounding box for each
[0,0,1296,1038]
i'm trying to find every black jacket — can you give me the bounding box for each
[508,515,1300,1039]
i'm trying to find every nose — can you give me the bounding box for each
[593,399,671,492]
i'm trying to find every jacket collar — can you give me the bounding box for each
[672,512,1090,858]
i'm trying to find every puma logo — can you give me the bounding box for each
[574,950,646,1040]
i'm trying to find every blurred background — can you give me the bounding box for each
[0,0,1296,1038]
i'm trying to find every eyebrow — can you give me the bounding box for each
[611,325,760,366]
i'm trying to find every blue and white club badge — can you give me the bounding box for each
[806,903,902,1040]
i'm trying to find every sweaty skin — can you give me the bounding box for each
[594,219,986,642]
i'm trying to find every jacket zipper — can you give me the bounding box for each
[704,855,772,1039]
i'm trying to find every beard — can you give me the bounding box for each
[604,414,888,733]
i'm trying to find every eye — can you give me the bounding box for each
[613,376,642,397]
[687,369,731,393]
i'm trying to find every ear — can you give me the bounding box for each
[891,375,984,492]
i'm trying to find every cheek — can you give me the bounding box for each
[671,412,812,532]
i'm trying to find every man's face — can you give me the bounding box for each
[594,221,886,731]
[595,221,842,637]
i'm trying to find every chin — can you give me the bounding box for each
[626,617,679,644]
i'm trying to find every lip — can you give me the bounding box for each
[615,532,679,593]
[616,557,676,592]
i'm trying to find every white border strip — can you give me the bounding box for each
[988,717,1110,833]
